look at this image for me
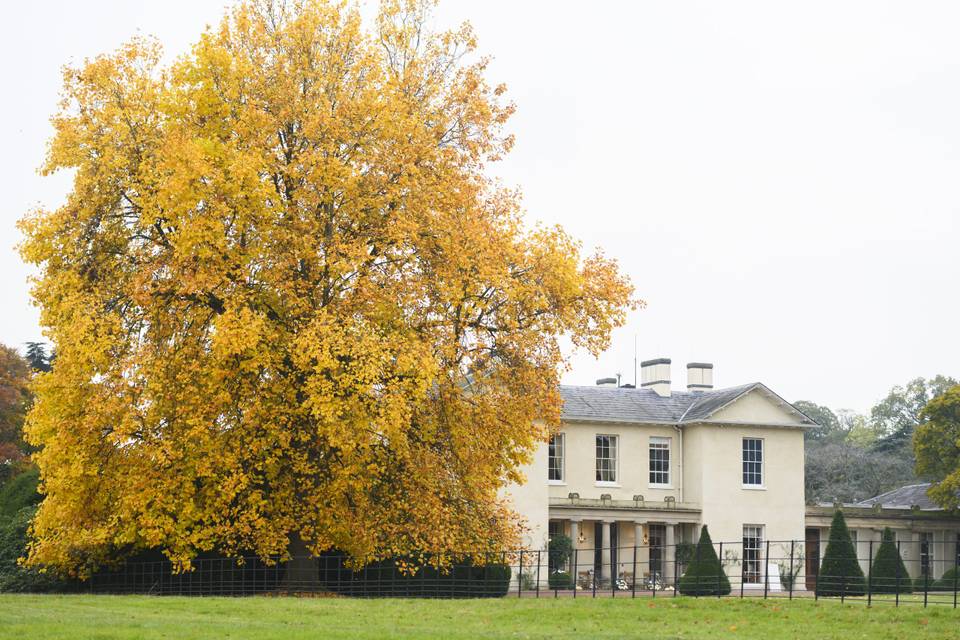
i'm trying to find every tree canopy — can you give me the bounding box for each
[871,376,957,454]
[799,374,957,504]
[0,345,31,480]
[18,0,635,575]
[914,384,960,510]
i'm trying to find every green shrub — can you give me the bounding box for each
[868,527,911,594]
[548,534,573,573]
[816,510,866,596]
[0,467,40,519]
[678,525,730,596]
[933,567,960,592]
[547,571,573,590]
[914,574,936,592]
[914,569,960,592]
[0,506,69,593]
[519,569,536,591]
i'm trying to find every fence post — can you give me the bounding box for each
[554,548,559,599]
[895,541,901,608]
[611,544,616,599]
[536,550,541,598]
[573,548,578,599]
[867,539,873,607]
[763,540,770,600]
[592,544,597,598]
[717,542,724,599]
[789,540,795,601]
[840,552,846,604]
[518,550,523,598]
[953,540,958,610]
[740,542,747,600]
[632,545,637,599]
[693,539,701,598]
[673,539,678,598]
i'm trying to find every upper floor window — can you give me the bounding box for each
[595,435,618,483]
[742,438,763,486]
[649,437,671,486]
[548,434,565,482]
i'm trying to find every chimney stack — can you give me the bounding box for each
[686,362,714,392]
[640,358,671,397]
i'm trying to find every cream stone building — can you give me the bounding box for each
[503,358,960,590]
[505,358,814,588]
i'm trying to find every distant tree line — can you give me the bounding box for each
[796,375,957,504]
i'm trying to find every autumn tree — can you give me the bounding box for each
[0,345,31,482]
[914,384,960,510]
[871,376,957,454]
[18,0,635,576]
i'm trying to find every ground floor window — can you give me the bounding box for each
[920,532,933,578]
[743,525,763,584]
[648,524,666,577]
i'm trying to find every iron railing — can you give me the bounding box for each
[10,539,960,607]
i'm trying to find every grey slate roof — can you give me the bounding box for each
[852,483,951,511]
[559,382,813,426]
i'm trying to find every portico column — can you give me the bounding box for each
[601,520,612,585]
[634,522,645,550]
[665,523,676,583]
[569,519,581,578]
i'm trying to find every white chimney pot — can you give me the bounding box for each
[686,362,714,391]
[640,358,671,397]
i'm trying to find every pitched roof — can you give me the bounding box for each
[559,382,815,427]
[852,483,950,511]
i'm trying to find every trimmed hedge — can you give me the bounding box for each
[678,525,730,596]
[914,568,960,592]
[816,510,866,597]
[547,571,573,590]
[934,567,960,592]
[868,527,911,594]
[316,552,511,597]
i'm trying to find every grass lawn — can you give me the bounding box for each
[0,594,957,639]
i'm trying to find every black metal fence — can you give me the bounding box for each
[17,539,960,607]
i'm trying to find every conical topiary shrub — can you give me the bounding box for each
[817,510,866,596]
[678,525,731,596]
[868,527,911,594]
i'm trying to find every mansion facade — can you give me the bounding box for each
[504,358,960,588]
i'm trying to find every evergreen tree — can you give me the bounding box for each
[868,527,911,593]
[817,510,866,596]
[678,525,731,596]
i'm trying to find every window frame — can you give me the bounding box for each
[648,436,672,488]
[595,434,619,485]
[742,524,764,584]
[741,437,765,488]
[548,433,565,484]
[920,531,934,578]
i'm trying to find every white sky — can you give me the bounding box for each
[1,1,958,413]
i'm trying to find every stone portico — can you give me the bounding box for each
[549,496,700,587]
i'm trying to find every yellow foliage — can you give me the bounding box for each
[19,0,637,576]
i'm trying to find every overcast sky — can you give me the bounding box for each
[1,1,958,413]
